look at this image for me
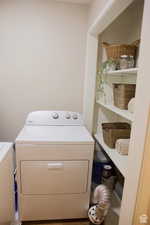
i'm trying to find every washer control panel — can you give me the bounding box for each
[26,111,83,126]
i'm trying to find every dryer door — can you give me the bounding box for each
[21,160,89,195]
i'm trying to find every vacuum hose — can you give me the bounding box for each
[88,185,111,225]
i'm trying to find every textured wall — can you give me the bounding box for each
[0,0,88,141]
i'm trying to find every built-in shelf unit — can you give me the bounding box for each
[94,0,143,178]
[85,0,145,224]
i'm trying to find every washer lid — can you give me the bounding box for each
[15,125,94,145]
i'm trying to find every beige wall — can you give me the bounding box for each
[88,0,109,27]
[0,0,88,141]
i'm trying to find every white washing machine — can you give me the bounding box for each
[15,111,94,222]
[0,143,14,225]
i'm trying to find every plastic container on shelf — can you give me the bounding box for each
[101,165,116,192]
[119,55,135,70]
[102,165,113,178]
[119,55,129,69]
[128,55,135,68]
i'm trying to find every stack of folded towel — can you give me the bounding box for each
[115,139,130,155]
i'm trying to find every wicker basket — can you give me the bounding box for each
[102,40,140,60]
[113,83,136,110]
[102,123,131,148]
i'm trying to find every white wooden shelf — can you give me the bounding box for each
[96,100,134,122]
[105,68,138,75]
[94,133,128,177]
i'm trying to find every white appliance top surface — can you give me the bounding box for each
[16,125,94,145]
[0,142,13,162]
[26,111,83,126]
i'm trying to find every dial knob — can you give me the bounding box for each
[72,113,78,120]
[65,113,71,119]
[52,112,59,119]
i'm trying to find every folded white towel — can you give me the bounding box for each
[115,139,130,155]
[128,97,135,113]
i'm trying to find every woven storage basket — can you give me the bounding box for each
[102,123,131,148]
[102,40,140,60]
[113,83,136,110]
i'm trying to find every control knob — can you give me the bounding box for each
[52,112,59,119]
[72,113,78,120]
[65,113,71,119]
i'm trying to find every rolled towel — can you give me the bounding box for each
[115,139,130,155]
[128,97,135,113]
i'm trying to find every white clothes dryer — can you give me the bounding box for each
[15,111,94,222]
